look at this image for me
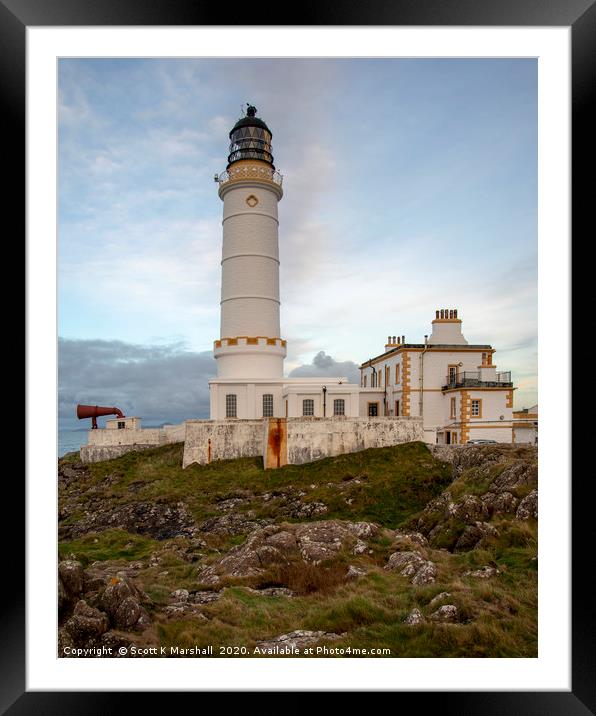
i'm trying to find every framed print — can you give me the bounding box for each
[10,0,590,709]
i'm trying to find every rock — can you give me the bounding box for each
[66,501,198,540]
[430,604,458,622]
[58,626,75,656]
[344,522,379,539]
[64,600,109,641]
[429,592,451,606]
[295,521,362,564]
[463,566,500,579]
[454,521,498,551]
[58,577,67,612]
[412,561,437,585]
[171,589,190,602]
[346,565,367,579]
[393,529,428,547]
[490,462,537,494]
[404,608,425,625]
[99,631,137,656]
[255,630,342,651]
[190,591,222,604]
[215,497,251,512]
[385,551,436,585]
[265,530,298,551]
[248,587,296,597]
[352,540,367,555]
[163,604,209,619]
[199,512,272,536]
[284,500,328,519]
[449,495,485,524]
[58,560,85,601]
[516,490,537,520]
[491,491,519,515]
[416,492,453,533]
[197,520,379,582]
[100,576,150,630]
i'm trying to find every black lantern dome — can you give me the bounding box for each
[227,105,274,168]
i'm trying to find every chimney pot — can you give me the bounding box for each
[436,310,440,319]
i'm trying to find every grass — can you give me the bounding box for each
[59,440,537,657]
[58,528,159,566]
[63,440,452,530]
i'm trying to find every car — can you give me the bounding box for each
[466,439,498,444]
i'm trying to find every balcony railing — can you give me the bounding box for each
[443,371,512,390]
[215,166,283,187]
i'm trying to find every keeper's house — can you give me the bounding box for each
[359,309,515,445]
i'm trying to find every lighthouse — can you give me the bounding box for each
[209,105,287,419]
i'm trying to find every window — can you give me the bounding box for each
[471,399,482,417]
[368,402,378,417]
[450,397,456,419]
[395,400,400,416]
[262,393,274,417]
[117,421,125,430]
[378,371,382,388]
[448,365,458,385]
[303,399,314,416]
[363,375,367,388]
[385,365,390,387]
[226,394,237,418]
[333,399,345,416]
[395,363,401,384]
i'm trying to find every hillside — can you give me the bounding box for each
[58,441,537,658]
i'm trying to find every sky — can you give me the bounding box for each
[58,58,537,427]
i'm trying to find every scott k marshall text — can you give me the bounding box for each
[62,645,392,657]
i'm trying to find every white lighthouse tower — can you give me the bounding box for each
[209,105,287,419]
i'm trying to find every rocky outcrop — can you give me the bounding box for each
[196,519,380,585]
[63,501,198,541]
[58,560,85,604]
[415,444,537,552]
[516,490,538,520]
[430,604,458,622]
[463,566,500,579]
[404,608,425,625]
[64,600,109,642]
[58,559,154,657]
[198,512,272,536]
[100,576,151,630]
[454,522,498,551]
[255,630,342,651]
[384,551,437,585]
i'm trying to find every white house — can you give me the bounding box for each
[359,309,515,444]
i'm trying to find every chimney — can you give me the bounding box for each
[428,308,467,345]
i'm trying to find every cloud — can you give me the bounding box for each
[289,351,360,384]
[59,338,216,425]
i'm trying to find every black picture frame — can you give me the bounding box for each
[11,0,589,710]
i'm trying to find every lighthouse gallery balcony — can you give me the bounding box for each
[216,166,283,187]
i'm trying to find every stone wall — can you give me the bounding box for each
[86,428,165,447]
[80,423,185,463]
[182,419,264,468]
[282,416,424,466]
[80,444,160,463]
